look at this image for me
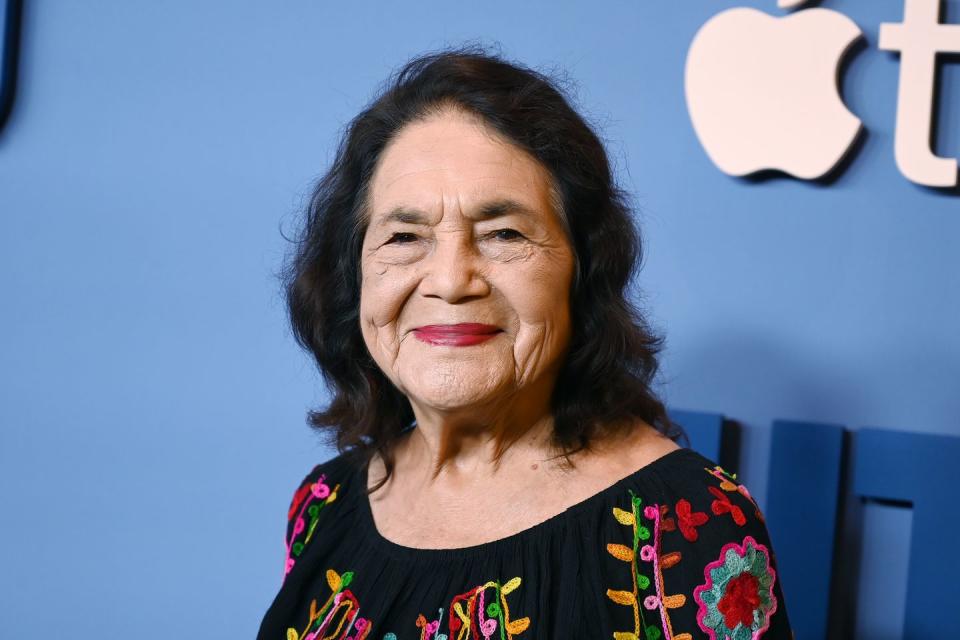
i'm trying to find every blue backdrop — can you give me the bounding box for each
[1,1,957,638]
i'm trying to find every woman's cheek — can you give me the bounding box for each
[362,263,418,330]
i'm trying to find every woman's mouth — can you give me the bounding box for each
[412,323,502,347]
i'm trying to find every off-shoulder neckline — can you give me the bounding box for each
[353,446,700,563]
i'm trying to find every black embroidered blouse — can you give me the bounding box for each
[256,447,793,640]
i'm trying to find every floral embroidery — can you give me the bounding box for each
[646,503,693,640]
[606,492,693,640]
[289,568,530,640]
[704,465,741,494]
[605,490,663,640]
[603,461,782,640]
[281,459,779,640]
[285,474,340,580]
[283,470,530,639]
[705,465,764,523]
[446,578,530,640]
[708,486,746,526]
[287,569,369,640]
[693,536,778,640]
[674,499,709,542]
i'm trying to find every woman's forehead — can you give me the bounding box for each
[370,197,544,231]
[368,112,555,223]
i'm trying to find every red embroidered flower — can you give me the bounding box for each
[675,499,709,541]
[709,486,746,526]
[717,571,761,628]
[694,536,778,639]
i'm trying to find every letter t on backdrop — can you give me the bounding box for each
[879,0,960,187]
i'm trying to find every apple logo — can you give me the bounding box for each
[684,0,864,180]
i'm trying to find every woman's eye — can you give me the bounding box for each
[386,232,418,244]
[488,228,524,241]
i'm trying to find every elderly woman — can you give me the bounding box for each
[257,49,791,640]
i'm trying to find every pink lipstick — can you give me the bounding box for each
[413,323,502,347]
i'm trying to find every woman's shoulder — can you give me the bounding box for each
[281,450,364,575]
[595,447,792,639]
[292,449,362,490]
[607,445,778,570]
[285,449,363,517]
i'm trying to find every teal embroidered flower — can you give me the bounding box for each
[693,535,777,640]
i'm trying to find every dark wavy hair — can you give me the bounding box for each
[280,44,685,493]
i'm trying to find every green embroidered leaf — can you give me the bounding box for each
[486,601,501,618]
[645,625,662,640]
[637,526,650,541]
[637,574,651,590]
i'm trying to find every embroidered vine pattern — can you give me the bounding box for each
[285,473,340,580]
[607,491,683,640]
[646,502,693,640]
[290,571,531,640]
[287,569,371,640]
[413,607,446,640]
[605,462,783,640]
[445,578,530,640]
[280,462,777,639]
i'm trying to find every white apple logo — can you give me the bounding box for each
[684,1,864,180]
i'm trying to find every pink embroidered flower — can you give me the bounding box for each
[639,544,656,562]
[311,480,330,499]
[643,595,660,610]
[292,516,306,536]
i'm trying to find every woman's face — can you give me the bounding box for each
[359,108,576,414]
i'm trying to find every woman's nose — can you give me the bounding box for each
[419,232,490,303]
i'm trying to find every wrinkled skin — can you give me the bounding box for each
[359,106,576,474]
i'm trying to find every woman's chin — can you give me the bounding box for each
[404,380,508,413]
